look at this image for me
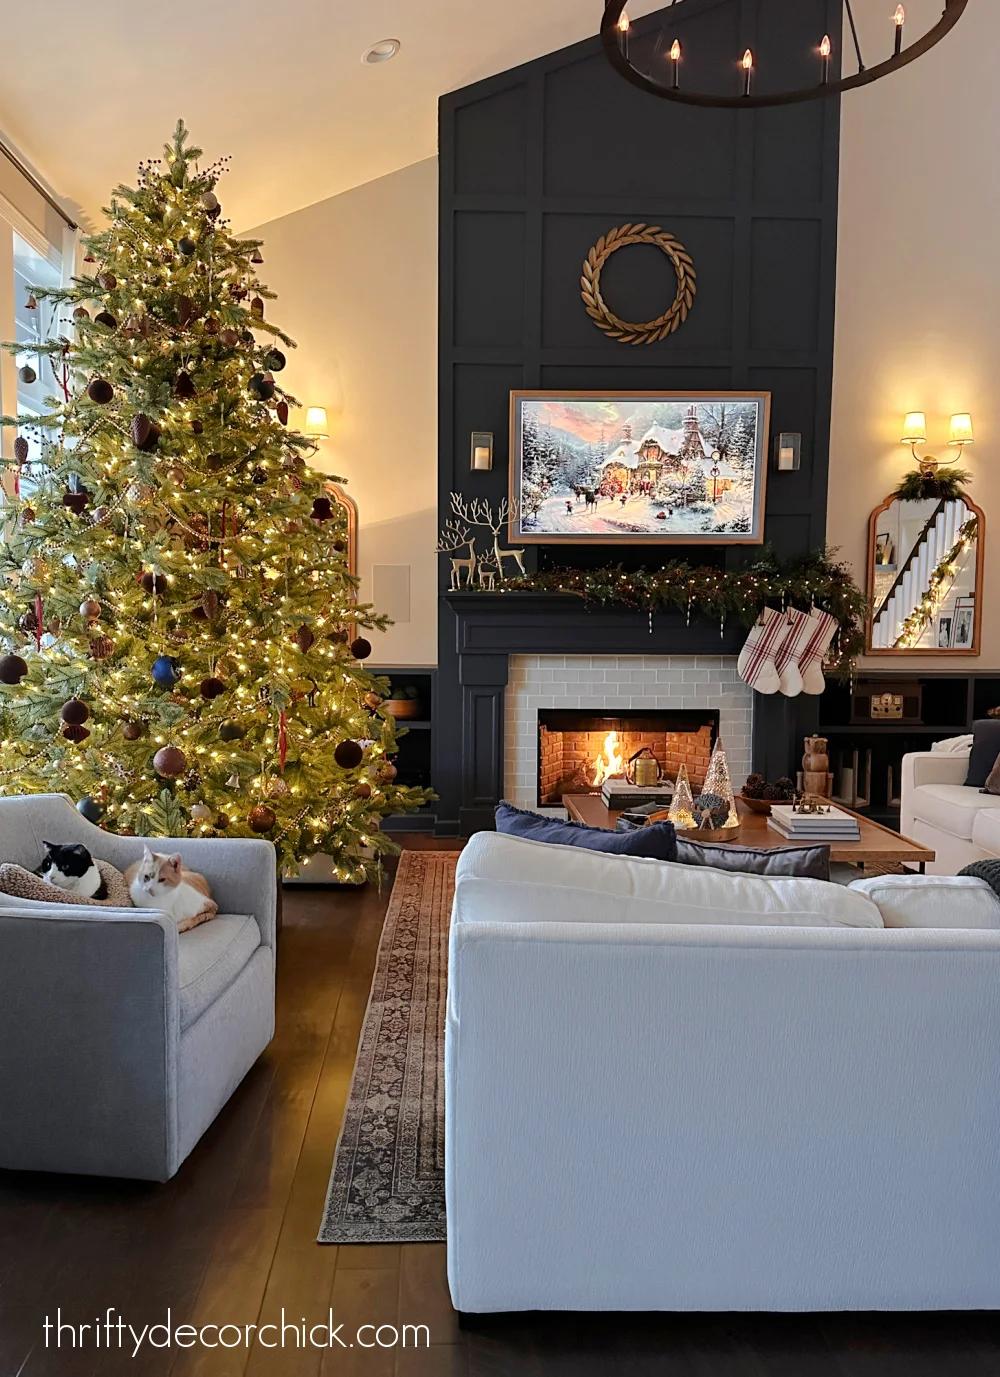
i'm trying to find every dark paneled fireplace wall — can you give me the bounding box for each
[435,0,842,834]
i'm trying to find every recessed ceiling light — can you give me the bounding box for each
[362,38,401,65]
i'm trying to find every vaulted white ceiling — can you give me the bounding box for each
[1,0,664,232]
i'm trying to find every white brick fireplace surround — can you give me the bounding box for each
[504,655,753,813]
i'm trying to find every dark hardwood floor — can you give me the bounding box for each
[1,834,998,1376]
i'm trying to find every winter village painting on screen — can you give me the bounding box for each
[510,392,770,544]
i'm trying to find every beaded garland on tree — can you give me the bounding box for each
[0,121,430,876]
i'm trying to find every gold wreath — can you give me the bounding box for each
[581,223,697,346]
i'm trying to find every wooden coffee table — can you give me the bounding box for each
[564,794,935,873]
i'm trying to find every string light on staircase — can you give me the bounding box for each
[601,0,969,110]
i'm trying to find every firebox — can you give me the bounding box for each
[537,709,720,807]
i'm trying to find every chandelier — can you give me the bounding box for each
[601,1,968,109]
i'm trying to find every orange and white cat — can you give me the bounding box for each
[125,848,216,931]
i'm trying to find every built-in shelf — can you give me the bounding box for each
[370,667,437,832]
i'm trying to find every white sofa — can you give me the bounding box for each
[901,749,1000,874]
[445,832,1000,1314]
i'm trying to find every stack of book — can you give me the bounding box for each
[767,804,861,842]
[600,777,675,811]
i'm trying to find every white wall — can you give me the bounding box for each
[831,1,1000,667]
[245,158,438,667]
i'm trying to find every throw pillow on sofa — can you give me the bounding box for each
[495,801,677,862]
[675,837,830,882]
[965,719,1000,788]
[850,873,1000,929]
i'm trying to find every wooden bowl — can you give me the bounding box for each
[384,698,422,720]
[688,825,740,842]
[739,793,773,815]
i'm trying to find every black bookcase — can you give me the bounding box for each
[371,667,437,832]
[818,671,1000,826]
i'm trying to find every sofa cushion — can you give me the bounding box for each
[971,809,1000,858]
[849,874,1000,929]
[456,832,883,929]
[676,837,830,881]
[178,913,260,1031]
[495,801,677,862]
[965,719,1000,788]
[909,783,1000,841]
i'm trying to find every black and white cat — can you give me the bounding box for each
[35,841,108,899]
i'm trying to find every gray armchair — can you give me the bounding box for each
[0,794,276,1181]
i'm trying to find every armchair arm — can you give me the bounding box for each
[0,907,180,1180]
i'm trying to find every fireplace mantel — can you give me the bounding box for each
[433,592,819,836]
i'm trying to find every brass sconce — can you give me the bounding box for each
[901,411,974,477]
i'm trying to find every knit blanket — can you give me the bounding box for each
[959,860,1000,901]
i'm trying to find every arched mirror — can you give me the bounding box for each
[867,491,985,654]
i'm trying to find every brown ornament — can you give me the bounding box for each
[214,812,230,829]
[87,377,113,404]
[0,654,28,684]
[191,418,204,435]
[203,315,219,336]
[200,190,220,212]
[248,804,276,833]
[127,481,156,507]
[46,615,61,636]
[295,625,315,652]
[91,505,111,524]
[131,414,161,452]
[153,745,187,778]
[251,248,264,265]
[25,294,36,310]
[122,722,144,740]
[334,739,364,770]
[63,489,90,515]
[174,370,197,400]
[199,676,226,699]
[21,506,36,526]
[354,781,373,800]
[220,328,239,348]
[73,306,90,321]
[94,310,117,330]
[79,599,102,622]
[330,627,350,644]
[219,721,246,741]
[267,777,290,799]
[350,637,372,660]
[97,271,117,291]
[18,610,37,634]
[13,436,29,463]
[60,698,90,726]
[62,723,90,744]
[201,589,219,618]
[379,760,398,782]
[18,364,36,385]
[175,295,196,327]
[250,296,264,318]
[89,635,114,660]
[363,692,381,710]
[139,571,164,595]
[276,400,289,426]
[311,497,333,522]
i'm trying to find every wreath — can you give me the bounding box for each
[580,223,697,346]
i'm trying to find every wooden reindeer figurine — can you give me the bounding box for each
[436,518,478,589]
[477,556,497,591]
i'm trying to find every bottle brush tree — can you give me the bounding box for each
[0,121,431,877]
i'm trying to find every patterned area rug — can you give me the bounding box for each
[319,851,458,1244]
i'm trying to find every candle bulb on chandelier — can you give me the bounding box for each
[618,9,629,57]
[742,48,753,97]
[669,39,681,89]
[820,34,831,84]
[894,5,905,56]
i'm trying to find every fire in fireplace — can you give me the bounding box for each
[537,709,719,807]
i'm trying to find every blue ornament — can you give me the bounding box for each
[152,655,181,689]
[77,797,104,824]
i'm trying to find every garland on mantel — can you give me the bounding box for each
[471,549,868,673]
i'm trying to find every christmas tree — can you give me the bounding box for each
[0,121,430,878]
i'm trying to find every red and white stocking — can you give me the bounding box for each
[775,607,813,697]
[737,607,785,694]
[798,608,838,695]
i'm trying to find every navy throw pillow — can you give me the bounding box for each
[966,720,1000,789]
[495,801,677,862]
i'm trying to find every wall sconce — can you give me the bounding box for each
[304,407,329,441]
[470,431,494,471]
[900,411,973,476]
[773,432,801,472]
